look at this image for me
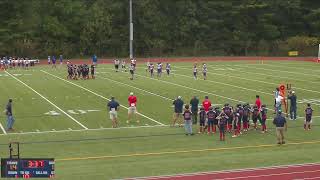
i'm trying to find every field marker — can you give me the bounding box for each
[5,71,88,129]
[0,125,167,136]
[55,140,320,162]
[0,123,7,135]
[41,70,165,126]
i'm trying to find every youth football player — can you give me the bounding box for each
[193,64,197,80]
[166,63,171,76]
[304,103,313,130]
[217,112,228,141]
[207,107,216,134]
[157,62,162,78]
[129,64,135,80]
[223,104,233,132]
[90,65,95,79]
[121,60,127,72]
[261,104,267,133]
[242,104,250,132]
[202,63,207,80]
[150,63,154,77]
[252,105,260,130]
[232,112,240,137]
[114,59,120,72]
[52,55,56,68]
[198,107,206,134]
[183,105,193,135]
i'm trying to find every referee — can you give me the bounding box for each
[273,110,287,145]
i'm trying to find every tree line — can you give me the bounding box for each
[1,0,319,58]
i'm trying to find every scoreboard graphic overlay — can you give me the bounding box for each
[1,158,55,178]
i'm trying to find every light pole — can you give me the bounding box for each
[129,0,133,59]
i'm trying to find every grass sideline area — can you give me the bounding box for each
[0,60,320,179]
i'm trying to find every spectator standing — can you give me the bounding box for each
[107,97,120,128]
[288,91,297,120]
[172,96,184,127]
[190,96,199,125]
[273,110,287,145]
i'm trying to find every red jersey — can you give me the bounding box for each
[255,98,261,111]
[128,96,137,106]
[202,99,211,112]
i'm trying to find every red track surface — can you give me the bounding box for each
[130,163,320,180]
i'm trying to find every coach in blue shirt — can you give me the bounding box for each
[273,110,287,145]
[107,97,120,128]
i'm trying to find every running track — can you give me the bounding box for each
[129,163,320,180]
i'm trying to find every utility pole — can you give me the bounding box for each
[129,0,133,59]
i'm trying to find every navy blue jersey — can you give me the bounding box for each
[305,107,313,117]
[183,110,192,120]
[261,108,267,119]
[207,110,216,121]
[199,110,206,121]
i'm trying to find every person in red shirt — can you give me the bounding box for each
[255,95,263,125]
[255,95,261,111]
[202,96,211,112]
[128,92,138,123]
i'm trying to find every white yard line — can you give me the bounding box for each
[234,64,320,78]
[249,63,320,73]
[0,123,7,135]
[0,125,168,136]
[172,70,273,96]
[97,74,174,101]
[176,65,320,95]
[5,71,88,129]
[41,70,165,126]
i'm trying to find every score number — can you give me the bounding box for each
[24,160,45,168]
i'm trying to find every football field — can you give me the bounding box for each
[1,59,320,179]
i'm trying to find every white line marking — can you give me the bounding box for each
[131,162,320,180]
[250,63,320,74]
[0,125,168,136]
[234,64,320,78]
[0,122,7,135]
[103,67,246,104]
[5,71,88,129]
[68,128,72,130]
[97,74,174,101]
[300,177,320,180]
[41,70,165,126]
[178,65,320,95]
[222,64,320,85]
[172,70,272,96]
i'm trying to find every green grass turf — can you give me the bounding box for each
[0,60,320,179]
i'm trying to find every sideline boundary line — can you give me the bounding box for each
[56,140,320,162]
[0,125,167,136]
[129,162,320,180]
[41,70,165,126]
[5,71,88,129]
[0,122,7,135]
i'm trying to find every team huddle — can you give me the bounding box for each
[67,63,95,80]
[172,94,314,141]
